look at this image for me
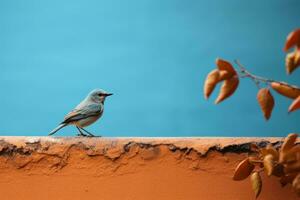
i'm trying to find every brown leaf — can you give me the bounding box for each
[285,161,300,174]
[249,156,263,168]
[271,82,300,99]
[280,173,297,187]
[263,154,275,176]
[292,174,300,197]
[265,144,279,161]
[296,49,300,64]
[251,172,262,199]
[250,143,259,152]
[280,151,298,165]
[204,69,220,99]
[289,96,300,113]
[215,58,236,76]
[218,70,232,81]
[284,29,300,51]
[288,145,300,156]
[233,158,255,181]
[280,134,299,164]
[215,75,239,104]
[286,50,300,75]
[259,146,278,162]
[281,133,298,152]
[257,88,275,120]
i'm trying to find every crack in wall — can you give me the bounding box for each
[0,139,282,158]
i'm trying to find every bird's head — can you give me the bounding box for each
[88,89,113,103]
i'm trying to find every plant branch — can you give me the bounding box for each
[234,60,300,90]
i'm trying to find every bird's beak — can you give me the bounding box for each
[105,93,113,97]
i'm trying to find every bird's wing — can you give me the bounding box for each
[62,104,103,124]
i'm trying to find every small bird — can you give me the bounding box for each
[49,89,113,137]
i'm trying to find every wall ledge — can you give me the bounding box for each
[0,137,296,200]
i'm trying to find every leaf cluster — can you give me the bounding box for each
[233,133,300,199]
[204,28,300,119]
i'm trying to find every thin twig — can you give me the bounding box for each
[234,60,300,90]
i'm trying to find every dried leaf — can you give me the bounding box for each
[266,144,279,160]
[259,148,268,158]
[288,145,300,156]
[204,69,220,99]
[281,152,298,165]
[296,49,300,65]
[215,58,236,76]
[285,161,300,174]
[286,50,300,75]
[251,172,262,199]
[259,146,278,162]
[281,133,298,152]
[289,95,300,113]
[215,75,239,104]
[292,174,300,197]
[250,143,259,152]
[263,154,275,176]
[233,158,255,181]
[280,134,299,164]
[284,29,300,51]
[218,70,232,81]
[280,174,297,187]
[271,82,300,99]
[257,88,275,120]
[249,156,263,167]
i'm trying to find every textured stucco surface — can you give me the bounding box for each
[0,137,297,200]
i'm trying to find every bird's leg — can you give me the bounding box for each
[76,126,88,137]
[80,127,97,137]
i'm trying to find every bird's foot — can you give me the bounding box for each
[85,134,101,137]
[77,133,88,137]
[79,128,97,137]
[94,135,102,137]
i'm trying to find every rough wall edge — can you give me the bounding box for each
[0,137,286,158]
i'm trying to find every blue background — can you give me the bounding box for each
[1,0,299,136]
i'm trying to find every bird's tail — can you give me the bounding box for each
[49,123,67,136]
